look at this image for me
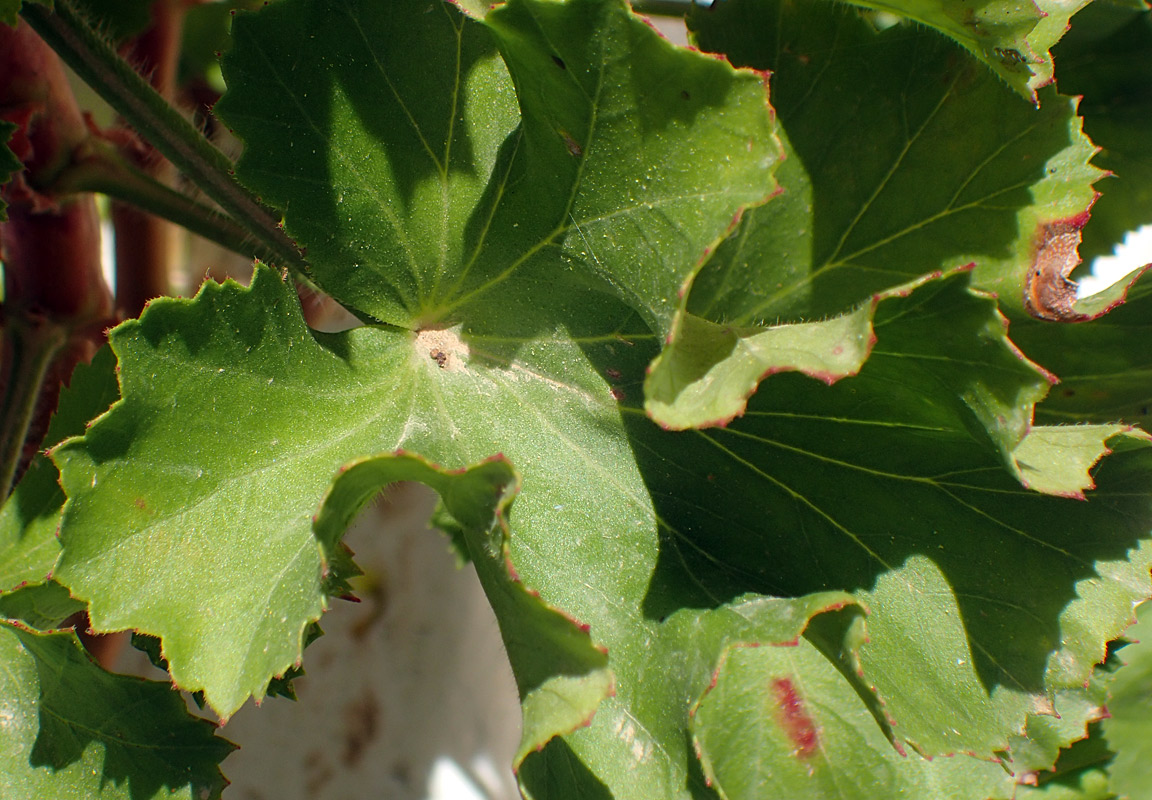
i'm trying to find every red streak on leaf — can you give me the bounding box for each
[772,678,819,757]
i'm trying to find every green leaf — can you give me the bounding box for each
[50,0,1152,795]
[691,634,1013,799]
[625,273,1152,758]
[1011,424,1152,497]
[1012,724,1116,800]
[686,0,1102,325]
[647,270,1055,469]
[0,581,85,628]
[51,268,625,733]
[215,0,778,335]
[311,450,613,762]
[830,0,1069,101]
[1,346,118,595]
[1053,3,1152,264]
[1100,601,1152,798]
[1,1,19,27]
[1001,643,1120,783]
[1012,272,1152,426]
[0,621,234,800]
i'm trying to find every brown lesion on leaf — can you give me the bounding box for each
[414,326,469,372]
[1024,219,1090,322]
[772,677,820,758]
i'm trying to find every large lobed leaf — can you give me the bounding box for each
[214,0,779,336]
[656,0,1104,434]
[0,621,234,800]
[685,0,1102,324]
[48,0,1152,797]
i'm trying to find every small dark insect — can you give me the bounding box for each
[552,55,567,70]
[680,89,690,101]
[994,47,1029,70]
[429,349,448,369]
[610,387,626,401]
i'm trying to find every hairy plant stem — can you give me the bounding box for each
[0,318,66,500]
[59,146,285,271]
[19,0,311,278]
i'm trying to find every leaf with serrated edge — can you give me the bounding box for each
[833,0,1075,102]
[215,0,778,336]
[1013,271,1152,426]
[1099,600,1152,798]
[50,0,1152,793]
[0,621,234,800]
[1011,425,1152,497]
[686,0,1102,325]
[0,581,85,629]
[692,633,1014,800]
[647,269,1054,462]
[1000,642,1120,785]
[1053,3,1152,265]
[311,450,613,764]
[626,272,1152,757]
[1,346,118,595]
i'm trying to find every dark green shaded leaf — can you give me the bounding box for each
[686,0,1101,325]
[1013,272,1152,426]
[0,622,234,800]
[625,274,1152,757]
[1054,3,1152,265]
[216,0,778,335]
[835,0,1072,101]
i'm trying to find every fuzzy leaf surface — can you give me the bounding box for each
[686,0,1101,323]
[0,622,234,800]
[215,0,778,335]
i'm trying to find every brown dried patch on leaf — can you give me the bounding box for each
[1024,219,1090,322]
[414,326,469,372]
